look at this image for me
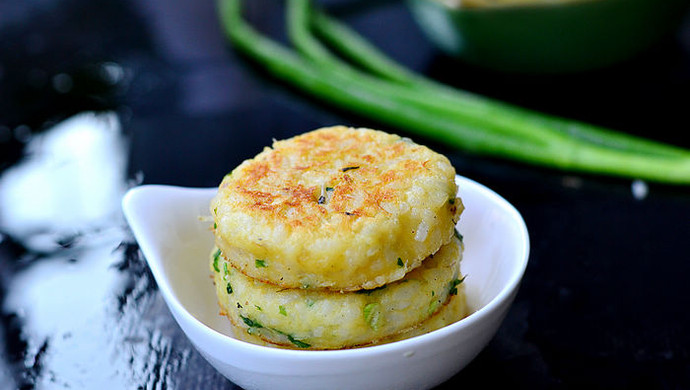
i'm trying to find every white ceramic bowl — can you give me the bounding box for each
[122,175,529,390]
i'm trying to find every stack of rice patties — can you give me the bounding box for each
[209,126,467,350]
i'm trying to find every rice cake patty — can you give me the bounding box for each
[229,287,468,349]
[210,237,464,350]
[382,281,467,345]
[211,126,462,291]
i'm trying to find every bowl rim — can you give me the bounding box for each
[122,175,529,362]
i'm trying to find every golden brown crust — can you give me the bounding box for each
[219,128,442,226]
[211,126,461,290]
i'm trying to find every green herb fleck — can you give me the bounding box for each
[213,222,217,229]
[240,315,262,328]
[305,298,316,307]
[363,303,383,331]
[255,305,262,311]
[226,283,233,294]
[454,229,464,241]
[341,166,360,172]
[255,259,267,268]
[317,195,326,204]
[279,305,287,316]
[325,187,334,192]
[212,249,221,272]
[449,276,466,296]
[397,258,404,267]
[287,335,311,348]
[428,300,440,316]
[449,198,455,205]
[213,207,218,215]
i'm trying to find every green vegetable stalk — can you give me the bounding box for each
[305,3,690,160]
[217,0,690,184]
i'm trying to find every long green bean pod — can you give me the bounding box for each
[219,0,553,156]
[309,2,690,160]
[286,0,567,145]
[218,0,690,184]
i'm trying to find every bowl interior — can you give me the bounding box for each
[123,177,527,336]
[456,177,527,312]
[121,186,236,336]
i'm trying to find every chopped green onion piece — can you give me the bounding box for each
[255,305,262,311]
[212,249,221,272]
[341,166,360,172]
[255,259,267,268]
[363,303,383,331]
[223,262,230,279]
[397,258,404,267]
[279,305,288,316]
[226,283,233,294]
[240,315,262,328]
[287,334,311,348]
[428,300,440,316]
[449,276,467,296]
[454,229,464,242]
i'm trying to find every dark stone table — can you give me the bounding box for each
[1,0,689,389]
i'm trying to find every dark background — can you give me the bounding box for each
[1,0,690,389]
